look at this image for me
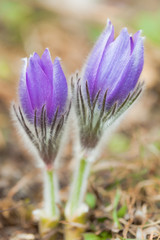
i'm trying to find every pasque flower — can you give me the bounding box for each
[13,48,70,168]
[72,20,144,149]
[65,21,144,226]
[12,49,71,227]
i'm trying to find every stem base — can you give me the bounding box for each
[65,213,86,240]
[65,225,84,240]
[39,217,59,240]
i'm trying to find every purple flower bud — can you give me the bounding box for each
[72,20,144,149]
[13,49,70,168]
[19,48,68,124]
[82,19,144,108]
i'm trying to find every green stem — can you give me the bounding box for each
[112,189,121,228]
[66,158,91,218]
[38,168,60,237]
[43,168,60,219]
[47,170,57,216]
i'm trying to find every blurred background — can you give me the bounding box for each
[0,0,160,239]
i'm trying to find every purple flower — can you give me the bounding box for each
[19,48,68,124]
[82,19,144,108]
[72,20,144,149]
[13,49,70,168]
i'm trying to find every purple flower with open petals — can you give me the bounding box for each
[13,49,70,168]
[72,20,144,149]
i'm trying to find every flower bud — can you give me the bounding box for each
[72,20,144,149]
[13,49,70,168]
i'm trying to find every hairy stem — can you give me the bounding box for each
[43,168,60,219]
[66,158,91,219]
[38,168,60,238]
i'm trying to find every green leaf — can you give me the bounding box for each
[99,231,112,239]
[97,217,107,223]
[85,193,96,209]
[83,233,100,240]
[84,231,112,240]
[117,204,127,218]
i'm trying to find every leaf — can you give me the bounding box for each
[84,231,112,240]
[83,233,100,240]
[112,189,121,228]
[99,231,112,239]
[85,193,96,209]
[117,204,127,218]
[97,217,108,223]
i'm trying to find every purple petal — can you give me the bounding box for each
[19,50,68,124]
[107,33,144,106]
[52,57,68,114]
[19,58,34,119]
[95,28,131,100]
[40,48,53,82]
[130,36,134,54]
[26,55,53,115]
[31,52,41,65]
[82,20,114,98]
[133,30,142,45]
